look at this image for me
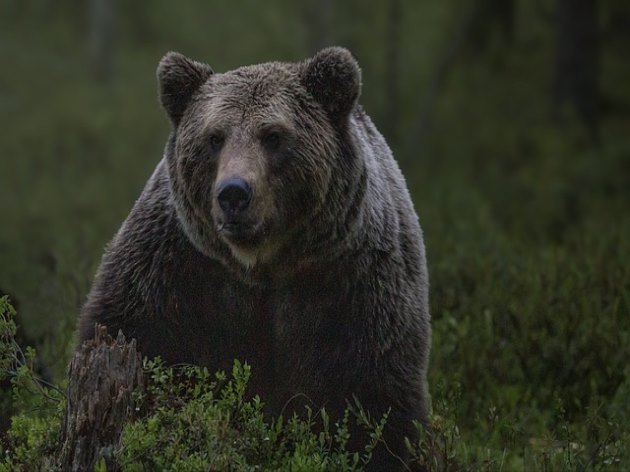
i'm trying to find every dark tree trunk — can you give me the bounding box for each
[56,326,143,471]
[553,0,601,143]
[405,6,477,158]
[304,0,334,53]
[470,0,516,50]
[89,0,115,81]
[384,0,402,148]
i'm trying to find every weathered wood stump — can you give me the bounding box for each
[57,325,143,471]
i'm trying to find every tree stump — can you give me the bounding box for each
[57,325,144,471]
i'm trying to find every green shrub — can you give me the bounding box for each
[118,359,383,471]
[0,296,64,471]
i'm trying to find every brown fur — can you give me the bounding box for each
[78,47,431,470]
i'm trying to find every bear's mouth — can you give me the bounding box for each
[216,220,267,247]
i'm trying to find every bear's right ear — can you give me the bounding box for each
[157,52,213,126]
[302,47,362,126]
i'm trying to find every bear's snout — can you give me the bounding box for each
[216,177,252,220]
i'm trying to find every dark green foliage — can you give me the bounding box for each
[0,296,63,471]
[119,360,383,471]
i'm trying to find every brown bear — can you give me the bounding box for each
[78,47,431,470]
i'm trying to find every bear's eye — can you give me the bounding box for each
[208,133,225,152]
[261,132,282,151]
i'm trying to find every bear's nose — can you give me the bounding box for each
[216,177,252,217]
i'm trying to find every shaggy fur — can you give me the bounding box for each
[78,47,430,470]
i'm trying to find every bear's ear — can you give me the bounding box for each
[302,47,362,125]
[157,52,213,126]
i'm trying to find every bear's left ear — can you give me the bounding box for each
[157,52,213,126]
[302,47,362,125]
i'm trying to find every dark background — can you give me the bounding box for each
[1,0,629,466]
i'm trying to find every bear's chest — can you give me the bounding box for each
[170,253,365,408]
[170,257,276,391]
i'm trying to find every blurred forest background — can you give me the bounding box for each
[1,0,629,468]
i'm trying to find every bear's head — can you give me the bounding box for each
[157,48,363,278]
